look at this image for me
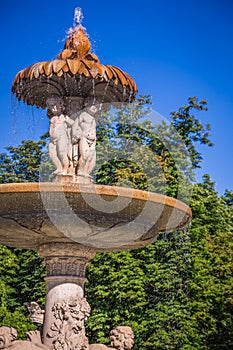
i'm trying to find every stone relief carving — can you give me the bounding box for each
[109,327,134,350]
[0,327,50,350]
[89,326,134,350]
[24,301,45,324]
[47,296,91,350]
[44,256,90,279]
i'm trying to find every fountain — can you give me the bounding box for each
[0,7,191,350]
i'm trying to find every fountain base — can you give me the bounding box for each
[38,242,95,349]
[0,182,191,349]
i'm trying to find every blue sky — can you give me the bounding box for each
[0,0,232,194]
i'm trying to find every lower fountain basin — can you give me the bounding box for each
[0,183,191,251]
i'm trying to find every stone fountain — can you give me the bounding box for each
[0,8,192,350]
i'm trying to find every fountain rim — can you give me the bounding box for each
[12,59,137,88]
[11,59,138,108]
[0,182,192,251]
[0,182,192,219]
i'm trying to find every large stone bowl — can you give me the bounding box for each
[0,183,191,252]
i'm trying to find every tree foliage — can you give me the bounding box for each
[0,139,47,335]
[170,97,213,168]
[95,96,212,200]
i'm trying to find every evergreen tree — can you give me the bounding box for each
[0,139,47,334]
[189,176,233,349]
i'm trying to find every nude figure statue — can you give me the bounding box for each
[71,100,100,177]
[89,326,134,350]
[46,96,74,176]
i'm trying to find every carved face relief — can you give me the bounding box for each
[0,335,6,349]
[47,297,90,350]
[125,338,134,349]
[110,327,134,350]
[0,327,17,349]
[87,105,98,115]
[110,330,124,349]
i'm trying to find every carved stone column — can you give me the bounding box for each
[38,242,96,350]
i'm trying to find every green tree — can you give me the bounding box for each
[0,248,36,338]
[189,176,233,349]
[0,140,46,183]
[95,96,212,200]
[170,97,213,168]
[0,139,47,334]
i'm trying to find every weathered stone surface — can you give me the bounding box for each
[0,183,191,251]
[46,96,101,179]
[89,326,134,350]
[46,296,90,349]
[0,327,49,350]
[37,242,94,348]
[89,345,113,350]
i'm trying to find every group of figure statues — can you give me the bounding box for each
[89,326,134,350]
[0,302,134,350]
[46,96,100,179]
[0,326,134,350]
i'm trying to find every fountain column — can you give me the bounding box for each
[38,243,96,349]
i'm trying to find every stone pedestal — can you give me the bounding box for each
[52,174,93,184]
[38,243,96,349]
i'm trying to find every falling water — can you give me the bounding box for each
[27,105,36,139]
[123,86,127,101]
[46,77,51,101]
[73,76,80,100]
[101,80,110,104]
[64,74,69,96]
[78,75,83,95]
[128,91,133,103]
[11,94,20,145]
[92,78,96,104]
[10,91,49,153]
[74,7,84,28]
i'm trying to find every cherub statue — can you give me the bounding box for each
[0,327,50,350]
[71,99,101,177]
[89,326,134,350]
[46,96,74,176]
[109,326,134,350]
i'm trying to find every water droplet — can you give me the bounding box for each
[74,7,84,28]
